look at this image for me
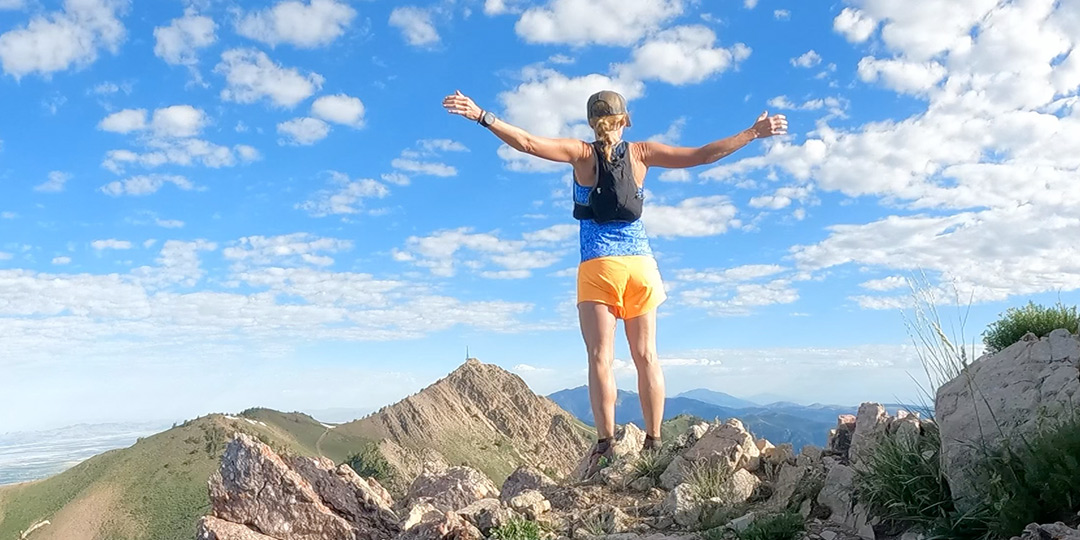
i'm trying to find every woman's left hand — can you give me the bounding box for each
[751,111,788,138]
[443,90,483,122]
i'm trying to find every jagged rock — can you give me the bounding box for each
[501,465,556,503]
[629,476,655,492]
[197,516,278,540]
[591,534,700,540]
[765,464,808,510]
[208,434,357,540]
[399,511,483,540]
[849,403,888,467]
[599,458,636,487]
[508,489,550,519]
[817,462,856,525]
[1010,522,1080,539]
[663,483,701,528]
[403,502,444,531]
[826,415,856,458]
[725,469,761,504]
[799,445,823,466]
[574,423,647,479]
[406,466,499,512]
[456,498,515,536]
[756,439,774,452]
[287,455,400,539]
[937,329,1080,511]
[674,422,710,449]
[683,419,759,472]
[659,455,687,490]
[763,443,796,467]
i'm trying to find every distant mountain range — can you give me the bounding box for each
[547,386,854,449]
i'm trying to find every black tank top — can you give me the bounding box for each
[573,141,644,224]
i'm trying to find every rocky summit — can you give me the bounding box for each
[198,332,1080,540]
[334,359,594,490]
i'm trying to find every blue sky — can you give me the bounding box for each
[2,0,1079,432]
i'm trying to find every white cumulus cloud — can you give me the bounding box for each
[515,0,683,47]
[311,94,365,127]
[618,25,750,86]
[100,174,194,196]
[215,48,324,107]
[389,6,439,47]
[236,0,356,49]
[154,9,216,66]
[91,239,132,250]
[34,171,70,193]
[0,0,127,79]
[277,117,331,145]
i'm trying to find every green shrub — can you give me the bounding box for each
[631,449,673,480]
[983,301,1079,353]
[978,414,1080,538]
[491,518,542,540]
[684,459,736,503]
[738,513,804,540]
[345,444,394,484]
[855,424,954,531]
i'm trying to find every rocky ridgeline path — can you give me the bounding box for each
[198,331,1080,540]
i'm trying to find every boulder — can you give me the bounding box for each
[727,512,757,533]
[398,511,483,540]
[500,465,556,503]
[659,455,688,490]
[683,419,759,472]
[406,466,499,512]
[1010,522,1080,540]
[817,462,856,525]
[208,434,357,540]
[765,464,809,511]
[724,469,761,504]
[662,483,701,528]
[762,443,795,467]
[937,329,1080,511]
[403,502,444,531]
[798,445,823,466]
[456,498,515,536]
[287,455,400,539]
[848,403,888,467]
[196,516,278,540]
[508,489,550,519]
[674,422,710,449]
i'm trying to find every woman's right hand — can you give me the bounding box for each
[751,111,788,138]
[443,90,483,122]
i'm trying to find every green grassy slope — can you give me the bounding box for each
[0,412,372,540]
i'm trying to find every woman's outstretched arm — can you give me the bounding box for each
[638,111,788,169]
[443,90,589,164]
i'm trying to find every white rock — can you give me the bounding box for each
[936,329,1080,511]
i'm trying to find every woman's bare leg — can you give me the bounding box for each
[625,308,664,439]
[579,301,619,439]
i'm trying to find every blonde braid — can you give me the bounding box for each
[589,114,628,162]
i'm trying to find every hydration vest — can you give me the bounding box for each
[573,141,644,224]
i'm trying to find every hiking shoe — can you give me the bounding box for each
[580,441,615,481]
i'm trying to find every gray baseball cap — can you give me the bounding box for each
[587,90,632,126]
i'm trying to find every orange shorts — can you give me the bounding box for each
[577,255,666,320]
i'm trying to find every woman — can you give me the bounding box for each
[442,89,787,477]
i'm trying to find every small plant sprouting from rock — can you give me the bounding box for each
[738,512,804,540]
[982,301,1079,353]
[490,518,542,540]
[684,459,736,503]
[631,449,672,480]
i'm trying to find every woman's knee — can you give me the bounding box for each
[587,347,614,369]
[631,348,660,369]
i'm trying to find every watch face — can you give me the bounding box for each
[483,112,495,125]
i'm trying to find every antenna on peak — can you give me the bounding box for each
[466,346,470,360]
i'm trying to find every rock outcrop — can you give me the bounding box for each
[203,433,400,540]
[936,329,1080,510]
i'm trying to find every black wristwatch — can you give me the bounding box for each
[478,110,496,128]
